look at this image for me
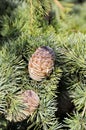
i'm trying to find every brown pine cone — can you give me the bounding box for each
[28,46,55,81]
[6,90,40,122]
[22,90,40,115]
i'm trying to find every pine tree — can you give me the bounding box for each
[0,0,86,130]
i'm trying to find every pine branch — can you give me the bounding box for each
[0,1,86,130]
[71,83,86,112]
[64,112,86,130]
[0,32,62,129]
[53,0,64,11]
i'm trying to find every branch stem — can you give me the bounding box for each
[53,0,64,11]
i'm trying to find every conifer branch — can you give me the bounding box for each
[0,0,86,129]
[53,0,64,11]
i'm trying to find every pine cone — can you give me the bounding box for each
[22,90,40,115]
[6,90,40,122]
[28,46,55,81]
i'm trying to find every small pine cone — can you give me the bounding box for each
[22,90,40,115]
[28,46,55,81]
[6,90,39,122]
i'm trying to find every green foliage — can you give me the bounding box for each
[65,112,86,130]
[0,34,62,129]
[54,32,86,129]
[0,0,86,130]
[71,83,86,111]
